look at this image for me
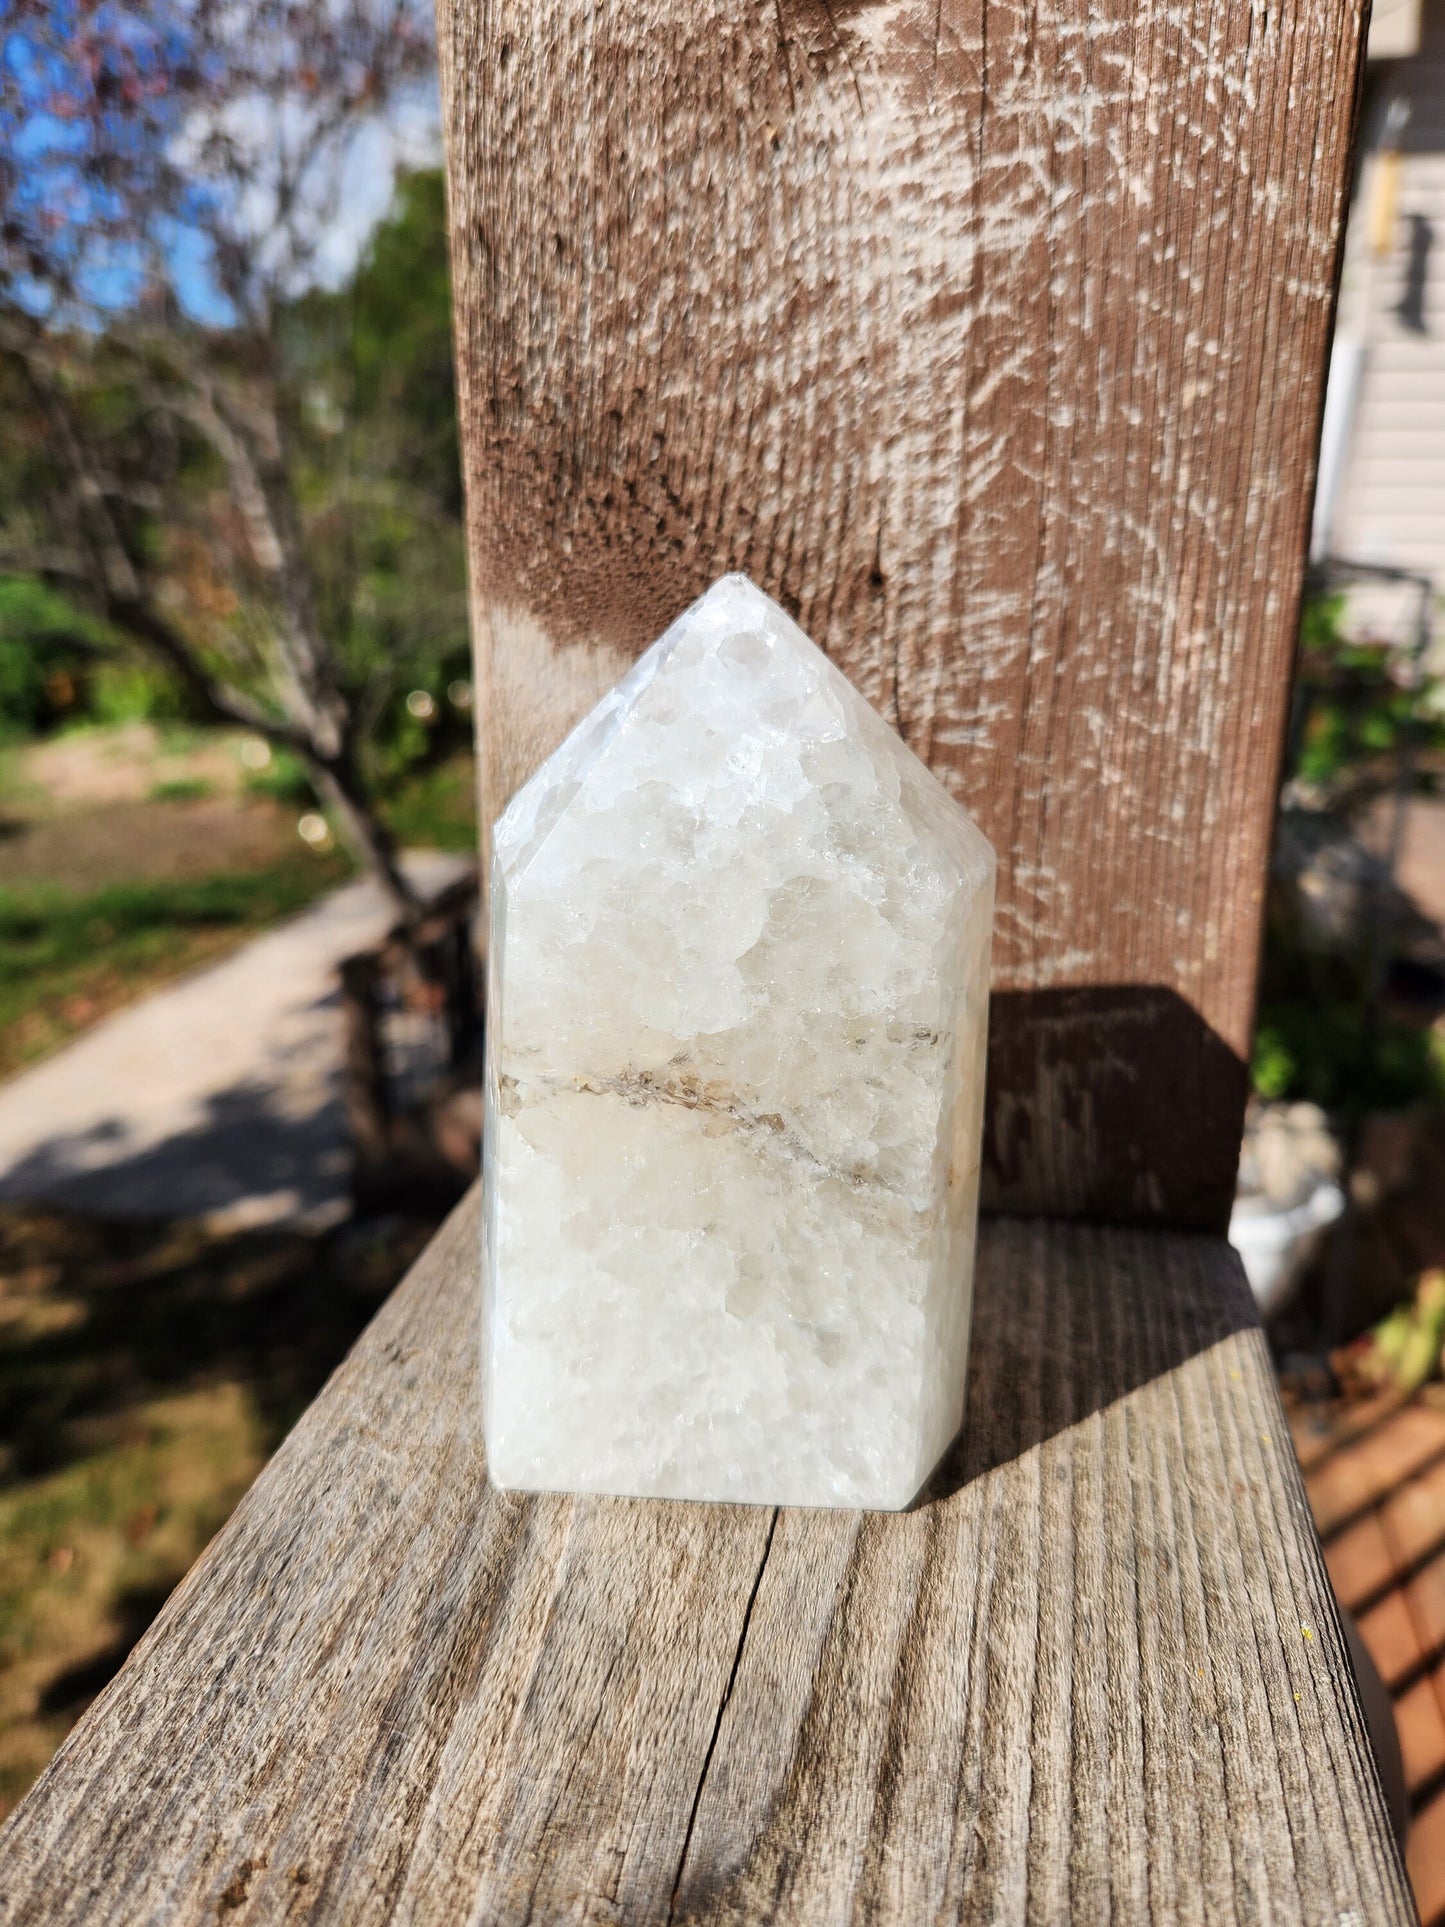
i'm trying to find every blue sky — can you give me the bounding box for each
[1,0,438,325]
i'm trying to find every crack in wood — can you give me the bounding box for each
[667,1508,780,1924]
[818,0,865,116]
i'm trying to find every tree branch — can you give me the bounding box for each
[5,338,310,756]
[0,546,93,582]
[162,373,350,760]
[106,593,311,752]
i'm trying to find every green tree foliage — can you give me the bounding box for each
[0,579,106,738]
[0,168,470,799]
[1251,587,1445,1110]
[280,169,471,788]
[1291,591,1445,796]
[0,1,442,912]
[327,169,461,513]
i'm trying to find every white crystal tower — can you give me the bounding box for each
[483,576,995,1510]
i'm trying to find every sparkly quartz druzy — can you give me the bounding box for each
[483,575,996,1510]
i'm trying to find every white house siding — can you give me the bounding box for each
[1325,12,1445,622]
[1369,0,1423,60]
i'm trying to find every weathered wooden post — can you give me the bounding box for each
[441,0,1368,1232]
[0,3,1417,1921]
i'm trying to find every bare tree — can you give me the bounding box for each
[0,0,438,914]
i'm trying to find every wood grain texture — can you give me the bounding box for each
[0,1191,1411,1922]
[436,0,1368,1229]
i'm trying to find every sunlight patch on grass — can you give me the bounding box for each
[0,1206,436,1818]
[0,1380,267,1819]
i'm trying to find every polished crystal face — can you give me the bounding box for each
[483,575,995,1510]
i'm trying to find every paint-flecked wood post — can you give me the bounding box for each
[441,0,1368,1231]
[0,5,1420,1923]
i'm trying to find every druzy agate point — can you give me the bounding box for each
[483,575,995,1510]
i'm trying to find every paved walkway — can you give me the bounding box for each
[0,853,471,1230]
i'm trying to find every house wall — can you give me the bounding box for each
[1326,4,1445,616]
[1369,0,1423,60]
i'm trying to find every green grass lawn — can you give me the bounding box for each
[0,749,477,1080]
[0,855,349,1079]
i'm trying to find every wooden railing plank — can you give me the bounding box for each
[0,1195,1412,1923]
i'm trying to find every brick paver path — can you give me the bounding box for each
[1294,1390,1445,1921]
